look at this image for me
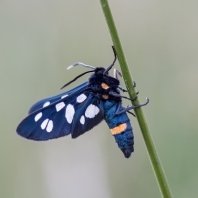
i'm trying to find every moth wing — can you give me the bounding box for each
[70,94,104,138]
[16,89,104,141]
[29,82,88,114]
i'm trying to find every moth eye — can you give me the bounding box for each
[97,71,103,75]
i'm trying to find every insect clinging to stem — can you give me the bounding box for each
[16,46,149,158]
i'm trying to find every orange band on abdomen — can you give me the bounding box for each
[110,123,127,135]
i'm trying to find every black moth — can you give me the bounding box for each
[16,47,149,158]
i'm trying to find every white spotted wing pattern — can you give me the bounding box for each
[28,82,88,114]
[17,83,104,140]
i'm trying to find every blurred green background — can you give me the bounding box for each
[1,0,198,197]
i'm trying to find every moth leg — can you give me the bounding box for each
[114,102,136,117]
[118,86,128,92]
[115,98,149,115]
[109,91,137,101]
[115,102,121,115]
[127,110,136,117]
[113,68,122,79]
[132,81,140,95]
[118,86,139,95]
[117,80,138,93]
[114,70,136,93]
[109,91,121,98]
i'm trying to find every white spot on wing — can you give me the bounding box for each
[61,94,68,99]
[43,101,50,107]
[65,104,75,124]
[80,115,85,125]
[46,120,53,132]
[76,94,87,103]
[41,119,49,130]
[35,112,42,122]
[85,104,100,118]
[55,102,65,112]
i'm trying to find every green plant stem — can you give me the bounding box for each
[100,1,173,197]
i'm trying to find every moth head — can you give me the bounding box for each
[94,67,106,76]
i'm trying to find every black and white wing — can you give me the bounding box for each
[16,86,104,140]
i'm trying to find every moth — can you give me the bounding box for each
[16,47,149,158]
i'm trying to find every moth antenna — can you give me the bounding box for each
[61,70,94,89]
[67,62,95,70]
[103,46,117,74]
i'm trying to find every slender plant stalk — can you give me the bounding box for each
[100,0,173,197]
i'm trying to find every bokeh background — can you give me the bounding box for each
[1,0,198,197]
